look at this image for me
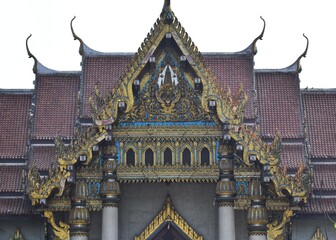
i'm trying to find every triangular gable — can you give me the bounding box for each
[135,196,203,240]
[90,0,247,127]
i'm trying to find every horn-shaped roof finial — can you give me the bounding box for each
[252,16,266,55]
[294,34,309,73]
[70,16,85,56]
[26,34,38,74]
[160,0,174,24]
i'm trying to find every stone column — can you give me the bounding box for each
[247,180,268,240]
[216,138,236,240]
[100,145,120,240]
[69,180,90,240]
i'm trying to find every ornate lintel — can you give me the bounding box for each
[44,211,70,240]
[135,196,203,240]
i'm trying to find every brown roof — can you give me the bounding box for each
[280,143,305,170]
[0,92,31,159]
[301,197,336,214]
[82,55,132,117]
[0,198,35,215]
[203,54,255,119]
[313,164,336,191]
[32,75,80,139]
[255,72,303,138]
[30,146,56,171]
[0,166,23,192]
[302,90,336,158]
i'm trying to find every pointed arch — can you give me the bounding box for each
[145,148,154,166]
[182,148,191,166]
[164,148,172,165]
[126,148,136,166]
[200,147,210,166]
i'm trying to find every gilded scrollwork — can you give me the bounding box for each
[28,166,70,205]
[44,211,70,240]
[267,209,293,240]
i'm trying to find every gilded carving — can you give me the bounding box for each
[135,196,203,240]
[267,209,293,240]
[10,228,25,240]
[28,166,70,205]
[44,211,70,240]
[311,227,326,240]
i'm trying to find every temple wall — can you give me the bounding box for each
[118,182,218,240]
[292,215,336,240]
[0,216,44,239]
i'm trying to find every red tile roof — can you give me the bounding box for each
[0,198,35,215]
[313,164,336,191]
[82,55,132,117]
[302,91,336,158]
[300,197,336,214]
[32,75,80,139]
[280,143,305,170]
[256,72,303,138]
[30,146,56,171]
[203,54,255,119]
[0,166,23,192]
[0,92,31,159]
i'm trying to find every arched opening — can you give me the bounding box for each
[145,148,154,166]
[126,148,135,166]
[201,147,210,165]
[164,148,172,165]
[182,148,191,166]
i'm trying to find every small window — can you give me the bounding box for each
[164,148,172,165]
[182,148,191,165]
[145,148,154,166]
[201,147,210,165]
[126,149,135,166]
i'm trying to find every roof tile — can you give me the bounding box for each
[302,91,336,158]
[256,72,303,138]
[0,198,35,215]
[0,92,31,158]
[203,55,255,119]
[280,143,305,170]
[0,166,23,192]
[32,75,80,139]
[82,56,132,117]
[300,197,336,214]
[30,146,56,171]
[313,164,336,191]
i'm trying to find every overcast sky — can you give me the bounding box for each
[0,0,335,89]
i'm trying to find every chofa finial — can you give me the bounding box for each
[25,34,38,74]
[70,16,85,56]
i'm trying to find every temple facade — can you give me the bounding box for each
[1,1,336,239]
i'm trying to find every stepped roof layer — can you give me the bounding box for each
[0,1,334,216]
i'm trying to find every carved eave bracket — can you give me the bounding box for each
[267,208,293,240]
[135,196,203,240]
[44,211,70,240]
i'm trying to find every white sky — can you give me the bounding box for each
[0,0,335,89]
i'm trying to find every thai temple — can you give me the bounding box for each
[1,1,336,239]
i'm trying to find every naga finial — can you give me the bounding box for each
[70,16,85,56]
[25,34,38,74]
[251,16,266,55]
[295,34,309,73]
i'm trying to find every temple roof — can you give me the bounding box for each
[0,166,23,193]
[0,90,32,159]
[302,89,336,159]
[31,74,80,140]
